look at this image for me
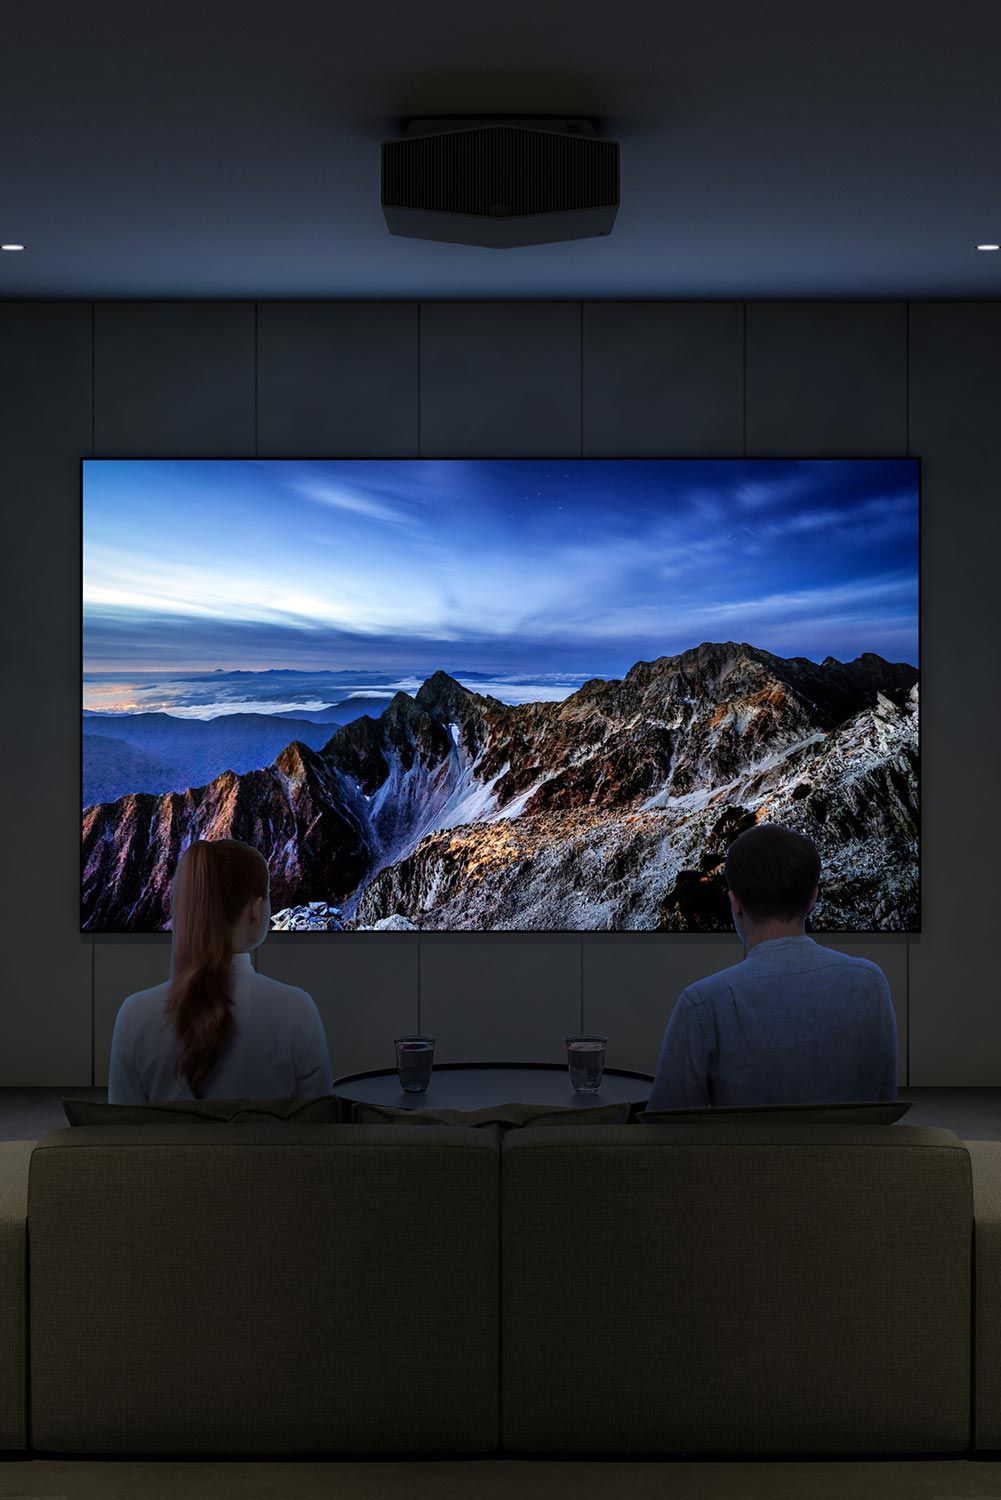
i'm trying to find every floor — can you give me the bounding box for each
[2,1456,1001,1500]
[2,1086,1000,1141]
[4,1086,1000,1498]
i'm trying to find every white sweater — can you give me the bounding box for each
[108,951,334,1103]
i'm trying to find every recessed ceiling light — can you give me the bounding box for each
[976,243,1000,251]
[1,243,25,252]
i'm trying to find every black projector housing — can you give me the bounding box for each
[381,118,620,248]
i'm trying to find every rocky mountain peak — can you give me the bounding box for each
[415,669,499,755]
[381,689,427,728]
[328,686,453,776]
[273,739,313,777]
[415,670,477,720]
[682,638,753,667]
[417,668,467,697]
[625,640,761,690]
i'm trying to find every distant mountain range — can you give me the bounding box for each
[81,698,391,804]
[80,641,920,933]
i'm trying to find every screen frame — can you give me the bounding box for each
[80,454,922,937]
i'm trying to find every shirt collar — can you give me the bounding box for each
[231,951,254,971]
[745,935,817,959]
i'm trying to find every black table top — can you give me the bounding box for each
[330,1061,653,1111]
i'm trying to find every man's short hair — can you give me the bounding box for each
[724,823,821,923]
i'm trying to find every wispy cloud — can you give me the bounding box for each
[730,469,818,511]
[290,477,416,527]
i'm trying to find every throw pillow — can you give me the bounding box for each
[351,1099,636,1127]
[636,1099,912,1125]
[62,1095,346,1126]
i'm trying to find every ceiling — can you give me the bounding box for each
[2,0,1000,299]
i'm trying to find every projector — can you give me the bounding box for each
[380,117,620,248]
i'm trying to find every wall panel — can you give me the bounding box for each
[94,302,255,455]
[746,302,906,456]
[256,935,418,1081]
[420,934,581,1065]
[252,299,422,1081]
[743,299,911,1079]
[583,302,744,456]
[86,300,258,1086]
[583,935,737,1078]
[419,302,581,456]
[579,301,749,1080]
[257,301,418,455]
[0,304,93,1083]
[907,302,1001,1083]
[417,300,583,1035]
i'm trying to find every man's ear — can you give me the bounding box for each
[727,889,741,920]
[806,884,819,915]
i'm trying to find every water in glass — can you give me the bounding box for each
[566,1037,607,1094]
[395,1036,435,1093]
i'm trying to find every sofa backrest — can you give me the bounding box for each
[501,1123,973,1455]
[23,1120,976,1459]
[27,1124,500,1456]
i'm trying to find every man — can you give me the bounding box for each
[646,823,897,1109]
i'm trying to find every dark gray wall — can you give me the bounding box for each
[1,299,996,1088]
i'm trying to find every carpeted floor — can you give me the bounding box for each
[2,1457,1001,1500]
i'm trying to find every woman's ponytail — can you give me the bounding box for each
[165,839,269,1096]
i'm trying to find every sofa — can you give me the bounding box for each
[2,1120,1000,1456]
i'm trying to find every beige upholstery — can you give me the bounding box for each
[965,1140,1001,1449]
[0,1141,35,1449]
[501,1123,973,1454]
[27,1124,500,1454]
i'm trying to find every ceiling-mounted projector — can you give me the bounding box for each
[380,117,620,248]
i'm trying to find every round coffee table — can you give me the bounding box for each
[331,1060,653,1112]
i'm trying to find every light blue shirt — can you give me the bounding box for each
[108,951,334,1104]
[647,935,897,1110]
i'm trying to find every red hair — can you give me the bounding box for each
[166,839,269,1097]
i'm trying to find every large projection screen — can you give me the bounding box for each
[82,458,920,934]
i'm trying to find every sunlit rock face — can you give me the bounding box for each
[81,641,919,933]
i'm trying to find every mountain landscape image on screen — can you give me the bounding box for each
[82,458,920,932]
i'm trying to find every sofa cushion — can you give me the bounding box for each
[62,1095,345,1126]
[637,1099,911,1125]
[28,1124,499,1454]
[501,1122,971,1455]
[351,1099,633,1127]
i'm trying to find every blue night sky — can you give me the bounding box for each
[83,458,919,682]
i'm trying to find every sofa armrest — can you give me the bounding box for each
[0,1142,36,1450]
[966,1141,1001,1449]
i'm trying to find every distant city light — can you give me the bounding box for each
[1,243,25,252]
[976,243,1000,251]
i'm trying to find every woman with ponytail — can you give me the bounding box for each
[108,839,333,1103]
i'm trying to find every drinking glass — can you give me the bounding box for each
[394,1035,436,1093]
[565,1035,608,1095]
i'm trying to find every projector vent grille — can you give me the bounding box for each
[382,127,619,216]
